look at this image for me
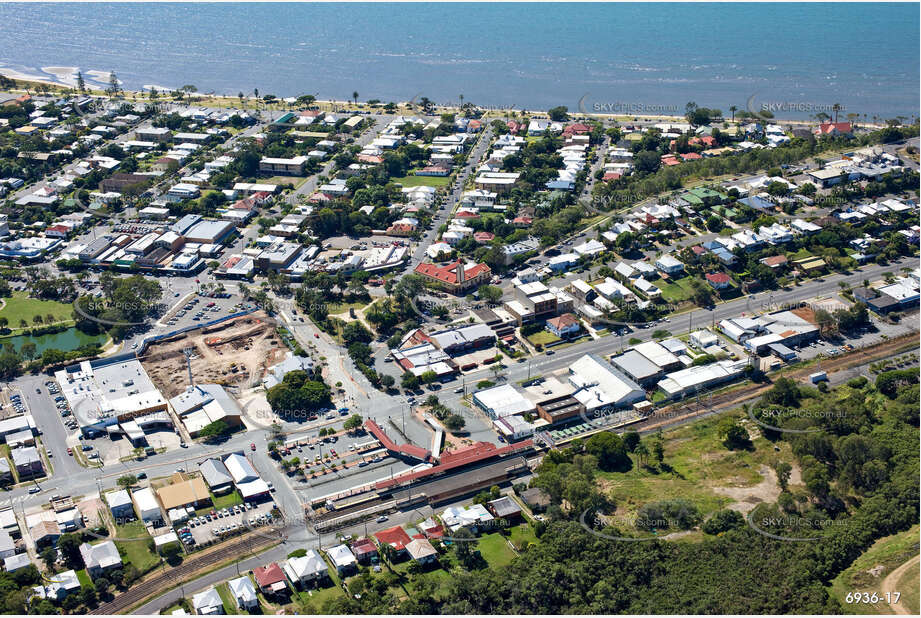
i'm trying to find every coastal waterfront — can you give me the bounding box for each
[0,2,918,118]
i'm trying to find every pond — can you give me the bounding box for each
[4,327,108,356]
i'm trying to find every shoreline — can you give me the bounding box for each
[0,68,887,129]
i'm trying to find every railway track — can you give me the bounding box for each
[89,531,281,615]
[632,332,919,435]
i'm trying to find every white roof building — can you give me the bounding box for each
[224,453,258,484]
[568,354,646,411]
[326,544,357,571]
[132,487,162,523]
[472,384,535,419]
[440,504,494,531]
[228,576,258,610]
[192,587,224,615]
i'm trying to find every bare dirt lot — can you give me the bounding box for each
[141,312,289,398]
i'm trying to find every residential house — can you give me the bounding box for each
[253,562,288,596]
[79,540,122,578]
[192,587,224,615]
[405,538,438,565]
[326,544,357,576]
[283,550,329,587]
[227,576,258,611]
[546,313,581,338]
[705,272,732,290]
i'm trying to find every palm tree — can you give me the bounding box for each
[634,441,649,467]
[729,105,737,122]
[352,91,359,106]
[832,103,841,124]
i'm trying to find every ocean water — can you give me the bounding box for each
[0,2,917,119]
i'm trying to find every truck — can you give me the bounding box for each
[809,371,828,384]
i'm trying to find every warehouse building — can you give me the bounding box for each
[472,384,535,419]
[567,354,646,412]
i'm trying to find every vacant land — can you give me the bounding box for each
[828,524,920,615]
[114,520,160,574]
[142,312,287,397]
[597,412,800,524]
[658,276,698,303]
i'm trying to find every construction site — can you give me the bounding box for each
[140,312,290,398]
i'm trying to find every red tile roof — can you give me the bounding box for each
[563,123,591,135]
[680,152,702,160]
[414,260,490,286]
[602,172,622,182]
[374,526,411,551]
[816,122,852,135]
[705,272,731,284]
[473,231,495,243]
[253,563,286,588]
[350,538,377,557]
[547,313,580,330]
[364,420,431,462]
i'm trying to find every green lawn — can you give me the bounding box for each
[211,490,244,511]
[113,520,161,574]
[476,532,518,568]
[75,569,92,588]
[265,175,307,186]
[216,583,240,614]
[508,523,539,551]
[659,277,698,303]
[392,174,451,187]
[828,524,919,615]
[789,248,815,260]
[526,330,561,346]
[295,582,346,613]
[325,300,368,315]
[0,292,74,332]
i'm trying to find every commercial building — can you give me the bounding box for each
[199,458,234,494]
[55,358,167,433]
[472,384,536,419]
[631,341,682,372]
[657,360,749,399]
[169,384,243,437]
[610,350,662,387]
[157,476,212,512]
[567,354,646,412]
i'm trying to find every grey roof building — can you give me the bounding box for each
[199,458,234,493]
[610,350,663,386]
